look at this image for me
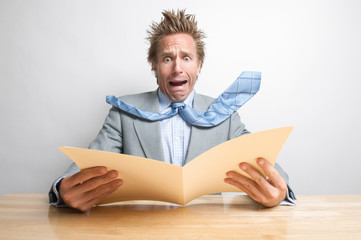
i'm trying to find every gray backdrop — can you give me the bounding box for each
[1,0,361,195]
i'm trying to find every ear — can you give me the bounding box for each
[151,61,157,73]
[152,62,158,84]
[197,60,203,75]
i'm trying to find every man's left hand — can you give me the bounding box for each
[224,158,287,207]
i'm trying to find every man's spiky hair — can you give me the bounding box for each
[147,9,206,67]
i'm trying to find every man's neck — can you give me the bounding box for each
[158,89,195,111]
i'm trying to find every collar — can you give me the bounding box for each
[158,89,195,112]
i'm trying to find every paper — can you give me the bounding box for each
[59,126,293,205]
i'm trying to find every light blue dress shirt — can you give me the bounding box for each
[158,89,194,166]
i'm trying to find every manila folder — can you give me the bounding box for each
[58,126,293,205]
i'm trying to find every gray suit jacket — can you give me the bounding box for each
[90,90,248,163]
[50,90,294,205]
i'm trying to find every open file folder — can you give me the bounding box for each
[59,126,293,205]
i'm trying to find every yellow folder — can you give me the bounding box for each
[59,126,293,205]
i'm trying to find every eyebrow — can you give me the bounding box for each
[159,50,194,58]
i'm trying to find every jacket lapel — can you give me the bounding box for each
[185,93,212,164]
[133,90,165,162]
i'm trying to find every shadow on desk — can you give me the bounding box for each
[47,195,287,239]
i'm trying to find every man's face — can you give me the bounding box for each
[152,33,202,102]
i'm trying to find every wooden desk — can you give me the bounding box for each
[0,194,360,239]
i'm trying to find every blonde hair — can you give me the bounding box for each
[147,9,206,67]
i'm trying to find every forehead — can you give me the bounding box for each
[157,33,197,55]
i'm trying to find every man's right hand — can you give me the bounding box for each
[59,166,122,212]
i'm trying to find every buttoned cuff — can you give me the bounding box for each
[49,177,68,208]
[279,184,296,206]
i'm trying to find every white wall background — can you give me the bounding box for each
[1,0,361,196]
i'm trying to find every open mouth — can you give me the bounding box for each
[169,80,188,86]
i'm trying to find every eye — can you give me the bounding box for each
[184,56,191,61]
[164,57,171,62]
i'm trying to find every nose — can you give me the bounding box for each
[172,58,183,75]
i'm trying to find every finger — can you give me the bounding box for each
[77,179,123,212]
[238,162,271,190]
[68,166,108,187]
[225,171,264,200]
[76,170,120,193]
[257,158,287,190]
[224,175,259,201]
[86,179,122,208]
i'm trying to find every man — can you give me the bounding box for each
[49,9,295,212]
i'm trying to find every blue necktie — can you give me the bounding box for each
[106,71,261,127]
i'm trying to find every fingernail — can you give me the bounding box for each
[115,179,123,187]
[109,171,117,178]
[240,163,247,170]
[99,167,107,174]
[258,158,264,165]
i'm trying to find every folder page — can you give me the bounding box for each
[58,147,184,204]
[182,126,294,204]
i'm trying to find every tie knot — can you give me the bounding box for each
[171,102,186,109]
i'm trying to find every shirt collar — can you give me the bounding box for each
[158,89,195,112]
